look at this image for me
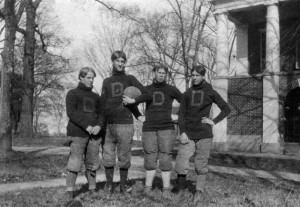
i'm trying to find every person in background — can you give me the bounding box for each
[175,65,230,204]
[98,51,144,195]
[123,64,182,199]
[65,67,103,200]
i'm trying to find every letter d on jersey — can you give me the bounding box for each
[153,91,165,105]
[191,90,204,106]
[112,82,123,97]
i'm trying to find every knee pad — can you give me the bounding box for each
[144,157,157,171]
[159,152,173,168]
[195,167,208,175]
[144,163,156,171]
[67,157,83,172]
[158,159,172,171]
[85,156,101,171]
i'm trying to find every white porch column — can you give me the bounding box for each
[216,13,229,77]
[262,2,282,153]
[213,12,229,151]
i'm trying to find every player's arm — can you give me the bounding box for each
[123,90,152,105]
[97,80,108,128]
[126,104,143,120]
[172,86,183,103]
[178,93,189,144]
[211,90,231,124]
[91,95,105,135]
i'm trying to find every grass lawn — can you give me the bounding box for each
[12,136,143,148]
[1,136,299,206]
[1,172,300,207]
[0,151,68,184]
[1,136,143,184]
[12,136,73,147]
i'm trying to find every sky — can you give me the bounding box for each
[53,0,168,48]
[52,0,170,88]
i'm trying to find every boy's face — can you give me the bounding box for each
[154,68,167,83]
[191,70,204,85]
[113,57,126,71]
[80,71,95,87]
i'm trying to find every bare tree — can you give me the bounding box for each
[50,91,65,135]
[33,92,51,135]
[82,8,141,79]
[11,0,72,137]
[94,0,216,90]
[17,0,43,138]
[0,0,25,159]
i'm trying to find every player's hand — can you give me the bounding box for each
[201,117,215,126]
[91,126,101,135]
[86,126,93,134]
[180,133,189,144]
[122,95,135,105]
[137,115,145,123]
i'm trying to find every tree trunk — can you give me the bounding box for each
[18,1,38,138]
[0,0,17,160]
[57,118,62,135]
[34,109,40,135]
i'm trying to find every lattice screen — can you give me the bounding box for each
[227,77,263,135]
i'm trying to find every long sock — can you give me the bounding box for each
[66,171,78,192]
[120,168,128,192]
[105,167,114,187]
[85,170,96,190]
[177,174,186,191]
[145,170,156,188]
[120,168,128,185]
[196,174,206,192]
[161,171,171,189]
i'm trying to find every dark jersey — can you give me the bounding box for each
[66,82,102,138]
[178,80,230,139]
[135,81,182,131]
[99,72,144,125]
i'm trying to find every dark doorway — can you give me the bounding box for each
[284,87,300,142]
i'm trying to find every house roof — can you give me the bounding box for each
[209,0,300,24]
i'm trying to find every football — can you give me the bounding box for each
[123,86,142,99]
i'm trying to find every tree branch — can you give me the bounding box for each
[16,27,26,34]
[16,0,26,24]
[94,0,145,27]
[35,28,47,52]
[0,11,5,19]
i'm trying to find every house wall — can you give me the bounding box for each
[218,73,300,153]
[226,76,263,152]
[211,0,300,154]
